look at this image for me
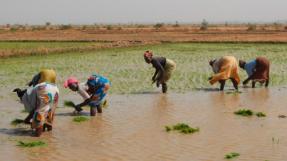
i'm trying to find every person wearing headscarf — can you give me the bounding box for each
[209,56,240,91]
[144,50,176,93]
[239,56,270,88]
[28,69,56,87]
[13,82,59,137]
[64,74,110,116]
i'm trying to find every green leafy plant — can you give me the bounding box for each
[165,123,199,134]
[226,91,242,95]
[73,116,89,122]
[256,112,266,117]
[64,100,75,107]
[17,141,46,148]
[234,109,253,116]
[225,152,240,159]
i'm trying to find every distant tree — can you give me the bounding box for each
[106,25,112,30]
[154,23,164,30]
[59,24,72,30]
[173,21,180,27]
[200,19,208,30]
[225,22,228,27]
[45,22,51,26]
[247,23,256,31]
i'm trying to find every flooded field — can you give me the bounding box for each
[1,87,287,161]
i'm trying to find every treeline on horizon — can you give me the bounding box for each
[1,20,287,32]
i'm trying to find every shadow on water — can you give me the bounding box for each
[194,87,221,92]
[129,91,161,95]
[0,128,32,137]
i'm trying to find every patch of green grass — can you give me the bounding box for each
[17,141,46,148]
[2,43,287,94]
[256,112,266,117]
[64,100,75,107]
[165,123,199,134]
[73,116,89,122]
[11,119,25,125]
[225,91,243,95]
[234,109,253,116]
[225,152,240,159]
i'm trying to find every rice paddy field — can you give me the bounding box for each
[2,42,287,161]
[1,42,287,96]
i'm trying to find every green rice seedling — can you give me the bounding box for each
[234,109,253,116]
[17,141,46,148]
[225,91,243,95]
[256,112,266,117]
[165,123,199,134]
[2,43,287,94]
[11,119,25,125]
[225,152,240,159]
[165,126,172,132]
[73,116,89,122]
[64,100,75,108]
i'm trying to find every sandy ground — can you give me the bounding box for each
[1,86,287,161]
[1,28,287,43]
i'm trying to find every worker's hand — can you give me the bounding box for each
[156,81,160,88]
[243,80,248,85]
[74,104,83,112]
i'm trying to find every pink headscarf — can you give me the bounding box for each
[63,77,79,88]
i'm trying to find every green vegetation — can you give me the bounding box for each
[165,123,199,134]
[256,112,266,117]
[64,100,75,107]
[17,141,46,148]
[1,43,287,94]
[234,109,253,116]
[11,119,25,125]
[234,109,267,118]
[225,91,243,95]
[73,116,89,122]
[200,19,208,30]
[225,152,240,159]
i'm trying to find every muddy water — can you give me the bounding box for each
[1,88,287,161]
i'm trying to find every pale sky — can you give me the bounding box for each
[1,0,287,25]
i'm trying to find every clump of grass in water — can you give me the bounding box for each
[234,109,253,116]
[73,116,89,122]
[225,91,243,95]
[11,119,25,125]
[17,141,46,148]
[256,112,266,117]
[225,152,240,159]
[64,100,75,108]
[165,123,199,134]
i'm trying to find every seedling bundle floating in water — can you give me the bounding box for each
[73,116,89,122]
[225,91,243,95]
[64,100,75,108]
[17,141,46,148]
[165,123,199,134]
[224,152,240,159]
[234,109,267,117]
[256,112,266,117]
[234,109,253,116]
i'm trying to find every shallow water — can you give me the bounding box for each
[1,87,287,161]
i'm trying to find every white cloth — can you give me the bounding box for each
[77,83,90,100]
